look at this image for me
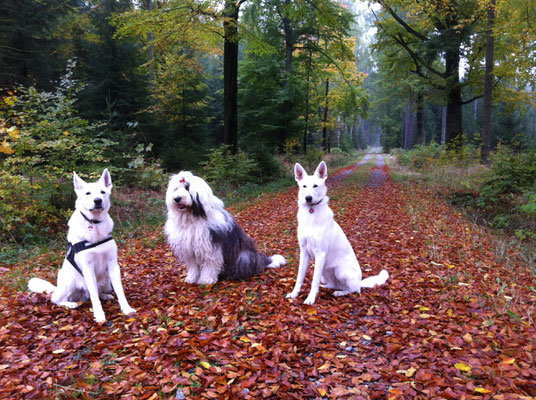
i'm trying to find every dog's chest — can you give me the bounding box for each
[297,211,332,243]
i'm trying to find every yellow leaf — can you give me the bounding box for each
[1,139,14,155]
[199,361,211,369]
[454,362,471,372]
[362,334,372,341]
[419,313,431,319]
[500,357,515,365]
[463,333,473,343]
[318,388,327,396]
[7,126,19,139]
[239,336,250,343]
[447,264,455,269]
[475,388,491,394]
[63,131,69,136]
[306,308,317,315]
[419,306,430,311]
[447,309,454,317]
[317,363,330,371]
[65,364,77,370]
[396,367,417,377]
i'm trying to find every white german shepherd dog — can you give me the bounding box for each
[287,161,389,305]
[28,169,136,323]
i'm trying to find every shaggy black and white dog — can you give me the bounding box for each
[164,171,286,285]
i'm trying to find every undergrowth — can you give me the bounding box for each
[390,143,536,275]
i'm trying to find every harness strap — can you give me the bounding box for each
[66,236,113,276]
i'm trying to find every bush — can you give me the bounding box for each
[201,146,259,186]
[478,144,536,211]
[0,63,117,243]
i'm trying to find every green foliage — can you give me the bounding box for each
[125,143,167,190]
[201,146,259,187]
[477,145,536,212]
[392,140,479,170]
[0,65,116,243]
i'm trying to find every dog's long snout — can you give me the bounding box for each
[305,195,313,203]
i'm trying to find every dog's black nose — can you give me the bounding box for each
[305,195,313,203]
[94,198,103,205]
[174,196,182,203]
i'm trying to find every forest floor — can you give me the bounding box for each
[1,153,536,400]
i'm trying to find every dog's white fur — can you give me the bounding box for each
[287,161,389,304]
[165,171,285,285]
[28,169,136,323]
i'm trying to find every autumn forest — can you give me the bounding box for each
[1,0,536,399]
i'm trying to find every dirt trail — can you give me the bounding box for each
[1,154,535,399]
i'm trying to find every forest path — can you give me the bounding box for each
[1,153,535,399]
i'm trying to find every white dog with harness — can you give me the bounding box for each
[28,169,136,323]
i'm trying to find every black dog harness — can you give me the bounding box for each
[66,236,113,276]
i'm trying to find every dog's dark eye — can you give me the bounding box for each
[303,185,307,188]
[184,183,190,191]
[313,184,318,188]
[86,192,91,195]
[100,190,105,194]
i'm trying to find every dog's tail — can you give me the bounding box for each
[266,254,286,268]
[360,269,389,288]
[28,278,56,294]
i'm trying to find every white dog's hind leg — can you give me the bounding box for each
[286,251,310,299]
[304,252,326,305]
[108,261,136,316]
[50,285,79,309]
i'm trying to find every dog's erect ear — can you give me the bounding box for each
[294,163,307,182]
[99,168,113,189]
[73,171,86,191]
[314,161,328,180]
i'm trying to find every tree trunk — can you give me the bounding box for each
[481,0,495,163]
[280,0,293,151]
[321,78,330,152]
[223,0,240,154]
[302,48,313,154]
[441,106,447,144]
[403,102,414,149]
[146,0,155,90]
[444,46,463,148]
[416,91,425,145]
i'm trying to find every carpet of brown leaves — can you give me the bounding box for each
[1,156,535,399]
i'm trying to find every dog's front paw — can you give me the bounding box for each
[122,306,137,316]
[303,295,316,305]
[286,291,299,299]
[196,276,217,285]
[333,290,349,297]
[62,301,79,309]
[94,311,106,323]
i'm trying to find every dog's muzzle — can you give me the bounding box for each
[305,195,313,203]
[91,197,103,211]
[174,197,187,210]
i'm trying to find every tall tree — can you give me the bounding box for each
[223,0,247,154]
[372,0,480,147]
[481,0,495,163]
[0,0,74,92]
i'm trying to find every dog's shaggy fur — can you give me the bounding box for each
[287,161,389,304]
[165,171,285,285]
[28,169,136,322]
